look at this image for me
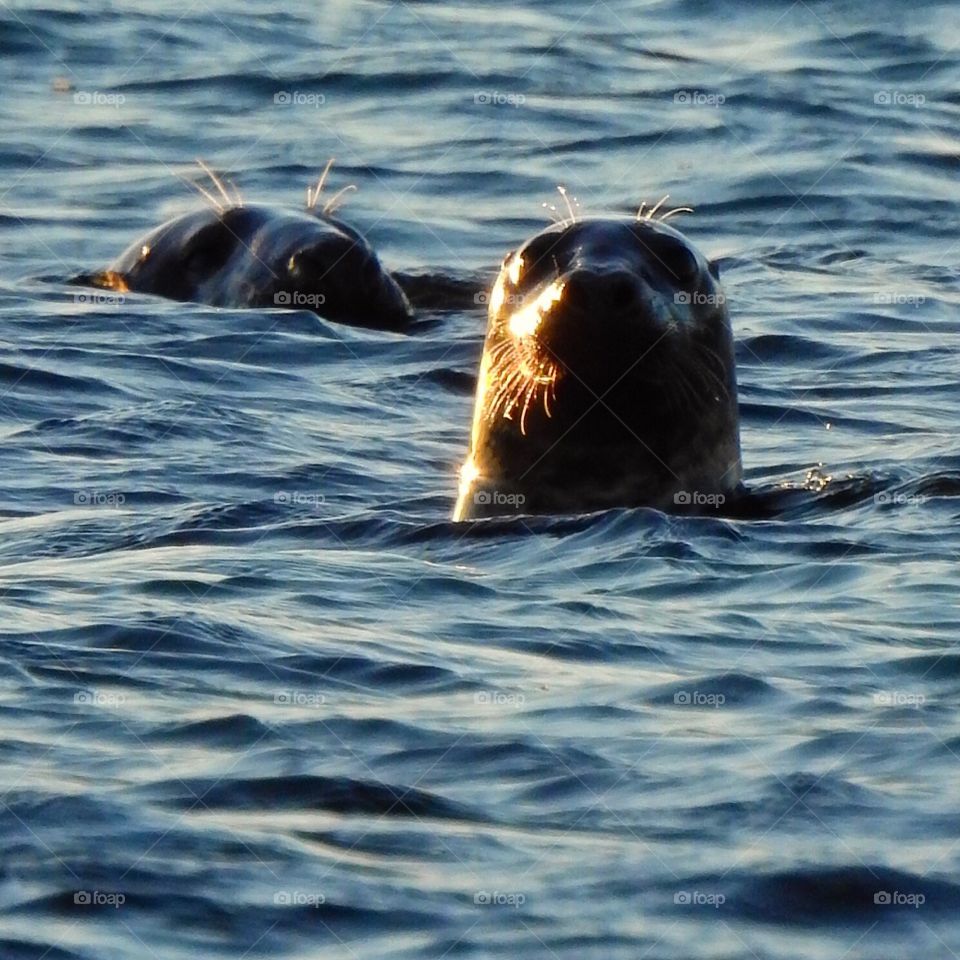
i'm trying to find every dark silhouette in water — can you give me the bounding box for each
[455,206,742,520]
[86,162,411,330]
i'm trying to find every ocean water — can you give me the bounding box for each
[1,1,959,958]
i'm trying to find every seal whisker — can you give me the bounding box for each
[698,363,729,399]
[645,195,670,220]
[666,355,728,410]
[670,365,702,412]
[490,368,530,423]
[489,348,521,376]
[543,372,558,419]
[556,185,579,225]
[487,329,559,430]
[696,340,728,367]
[322,184,357,216]
[195,159,235,209]
[542,201,563,224]
[691,341,733,390]
[489,366,525,409]
[179,173,224,213]
[637,195,694,222]
[225,178,243,208]
[485,370,514,416]
[519,379,540,435]
[658,206,694,221]
[307,157,336,210]
[651,360,699,416]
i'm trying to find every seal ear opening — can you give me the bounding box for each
[708,259,721,280]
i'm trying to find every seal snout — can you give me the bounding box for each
[284,232,411,327]
[533,264,664,366]
[561,265,646,316]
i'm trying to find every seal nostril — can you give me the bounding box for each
[607,274,639,311]
[564,270,599,312]
[564,269,640,314]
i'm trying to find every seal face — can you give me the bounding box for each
[92,204,412,329]
[454,217,742,520]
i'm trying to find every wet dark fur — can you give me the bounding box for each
[455,217,742,519]
[89,204,411,330]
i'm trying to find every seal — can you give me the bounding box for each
[453,197,742,520]
[88,161,411,330]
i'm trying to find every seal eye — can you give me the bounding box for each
[290,240,375,283]
[515,235,565,286]
[653,238,700,285]
[288,248,331,279]
[182,222,233,277]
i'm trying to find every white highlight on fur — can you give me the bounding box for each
[506,279,566,340]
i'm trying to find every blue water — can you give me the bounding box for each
[2,2,959,958]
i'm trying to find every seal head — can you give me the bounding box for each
[95,204,411,330]
[454,216,741,519]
